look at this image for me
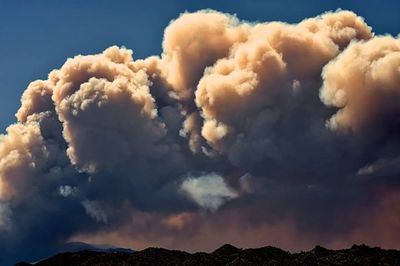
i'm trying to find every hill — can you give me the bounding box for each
[15,244,400,266]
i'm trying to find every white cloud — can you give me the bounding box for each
[59,185,78,197]
[181,173,238,211]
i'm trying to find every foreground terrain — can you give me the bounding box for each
[15,244,400,266]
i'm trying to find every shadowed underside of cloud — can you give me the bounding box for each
[1,9,400,265]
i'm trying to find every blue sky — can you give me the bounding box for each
[0,0,399,132]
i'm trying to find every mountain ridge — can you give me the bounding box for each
[15,243,400,266]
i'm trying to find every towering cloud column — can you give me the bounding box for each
[2,9,400,265]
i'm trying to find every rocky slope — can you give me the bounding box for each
[15,244,400,266]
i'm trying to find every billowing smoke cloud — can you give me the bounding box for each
[321,36,400,134]
[194,10,372,168]
[1,9,400,265]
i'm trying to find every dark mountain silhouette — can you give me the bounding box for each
[15,244,400,265]
[12,242,133,266]
[57,242,134,254]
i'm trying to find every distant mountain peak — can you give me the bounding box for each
[213,244,240,255]
[58,241,134,253]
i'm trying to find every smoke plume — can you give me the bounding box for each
[1,9,400,265]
